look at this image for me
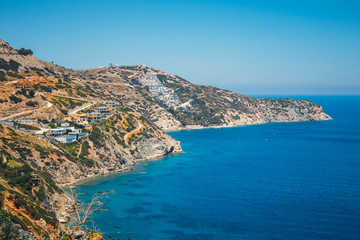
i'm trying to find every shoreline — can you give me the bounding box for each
[166,117,333,133]
[61,118,331,189]
[60,150,183,189]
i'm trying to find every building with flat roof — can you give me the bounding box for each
[14,119,36,124]
[54,135,77,143]
[95,106,109,114]
[89,112,102,122]
[106,100,115,108]
[49,128,66,136]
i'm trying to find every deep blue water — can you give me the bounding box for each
[76,96,360,240]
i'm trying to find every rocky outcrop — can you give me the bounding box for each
[0,39,45,71]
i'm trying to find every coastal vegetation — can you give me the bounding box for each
[16,48,33,56]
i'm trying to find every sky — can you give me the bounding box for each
[1,0,360,95]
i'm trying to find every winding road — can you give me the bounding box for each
[124,121,143,146]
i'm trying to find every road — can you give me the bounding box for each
[124,121,144,146]
[2,101,53,120]
[49,94,90,102]
[68,101,95,115]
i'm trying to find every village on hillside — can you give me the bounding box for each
[138,74,181,108]
[0,63,195,145]
[137,73,192,110]
[0,99,116,143]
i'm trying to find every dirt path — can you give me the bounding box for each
[95,82,132,87]
[124,121,143,146]
[49,94,90,102]
[68,101,95,115]
[77,143,82,158]
[2,101,53,120]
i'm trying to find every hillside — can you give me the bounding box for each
[51,65,331,131]
[0,39,182,239]
[0,39,331,239]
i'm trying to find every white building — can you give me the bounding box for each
[49,128,66,136]
[14,119,36,124]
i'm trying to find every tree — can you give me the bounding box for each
[17,48,33,56]
[28,89,35,98]
[68,188,108,240]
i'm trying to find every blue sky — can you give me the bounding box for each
[1,0,359,95]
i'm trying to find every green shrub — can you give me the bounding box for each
[79,141,90,158]
[44,67,55,75]
[28,89,35,98]
[0,58,9,71]
[36,185,46,202]
[0,210,20,239]
[0,192,3,208]
[8,60,21,72]
[9,212,28,231]
[89,127,104,148]
[15,123,40,130]
[25,100,38,107]
[81,158,94,167]
[40,85,52,93]
[0,59,20,72]
[0,71,6,81]
[9,95,22,103]
[17,48,33,56]
[55,84,66,89]
[60,109,68,115]
[6,71,22,79]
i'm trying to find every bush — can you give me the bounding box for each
[81,141,90,156]
[0,192,3,208]
[15,123,40,130]
[0,71,6,81]
[0,59,20,72]
[89,127,104,148]
[9,95,22,104]
[60,109,68,115]
[36,185,46,201]
[39,85,52,93]
[28,89,35,98]
[29,67,43,72]
[44,67,55,75]
[0,210,20,239]
[8,60,21,72]
[6,71,22,79]
[25,100,38,107]
[81,158,94,167]
[17,48,33,56]
[0,58,9,71]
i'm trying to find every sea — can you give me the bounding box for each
[75,96,360,240]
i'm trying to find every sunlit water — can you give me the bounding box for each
[76,96,360,240]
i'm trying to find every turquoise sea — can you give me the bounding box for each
[76,96,360,240]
